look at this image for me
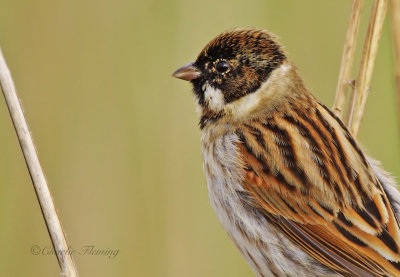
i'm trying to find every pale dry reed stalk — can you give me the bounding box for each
[0,49,79,277]
[333,0,364,119]
[346,0,388,137]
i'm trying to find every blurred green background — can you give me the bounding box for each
[0,0,399,276]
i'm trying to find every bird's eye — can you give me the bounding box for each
[215,61,230,73]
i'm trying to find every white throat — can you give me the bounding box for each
[203,84,225,112]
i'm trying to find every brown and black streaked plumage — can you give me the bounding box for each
[173,28,400,276]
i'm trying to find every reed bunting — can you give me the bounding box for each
[173,28,400,277]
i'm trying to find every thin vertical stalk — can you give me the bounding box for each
[347,0,388,137]
[333,0,363,119]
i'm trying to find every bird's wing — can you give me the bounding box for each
[236,103,400,276]
[368,156,400,219]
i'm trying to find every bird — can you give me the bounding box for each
[172,28,400,277]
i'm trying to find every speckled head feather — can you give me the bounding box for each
[192,29,286,105]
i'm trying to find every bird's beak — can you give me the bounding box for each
[172,61,201,81]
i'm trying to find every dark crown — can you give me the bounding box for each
[192,29,286,104]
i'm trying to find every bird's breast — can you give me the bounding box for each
[200,129,339,277]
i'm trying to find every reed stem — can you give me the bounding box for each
[0,49,79,277]
[333,0,364,119]
[347,0,388,137]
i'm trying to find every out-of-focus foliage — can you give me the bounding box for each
[0,0,398,276]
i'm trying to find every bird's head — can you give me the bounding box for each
[173,29,302,129]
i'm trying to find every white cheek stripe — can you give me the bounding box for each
[225,63,293,119]
[196,63,293,118]
[204,85,225,112]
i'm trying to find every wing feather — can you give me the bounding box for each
[236,103,400,276]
